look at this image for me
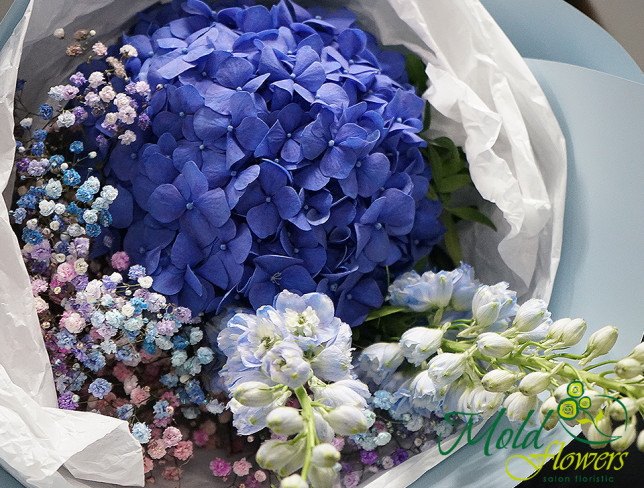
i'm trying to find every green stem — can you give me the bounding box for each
[294,386,317,481]
[442,339,644,399]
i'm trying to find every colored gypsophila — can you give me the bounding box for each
[83,0,445,327]
[218,289,373,486]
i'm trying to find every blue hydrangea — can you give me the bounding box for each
[81,0,445,326]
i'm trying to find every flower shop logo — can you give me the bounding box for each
[438,381,630,481]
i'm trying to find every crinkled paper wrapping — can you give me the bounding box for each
[0,0,566,486]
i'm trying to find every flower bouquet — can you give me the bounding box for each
[1,1,642,488]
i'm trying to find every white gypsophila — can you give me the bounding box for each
[19,117,32,129]
[50,221,60,231]
[99,85,116,102]
[119,44,138,57]
[104,112,118,126]
[82,209,98,224]
[118,106,137,125]
[48,85,65,101]
[138,276,153,289]
[38,200,55,217]
[54,203,66,214]
[74,259,88,275]
[110,272,123,283]
[113,93,131,108]
[100,185,118,202]
[118,130,137,145]
[135,80,150,95]
[67,223,84,237]
[57,111,76,128]
[53,27,65,38]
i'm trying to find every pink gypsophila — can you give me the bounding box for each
[111,251,130,271]
[162,467,182,481]
[173,441,193,461]
[56,261,76,282]
[210,458,231,477]
[162,427,182,447]
[232,458,252,477]
[60,311,85,333]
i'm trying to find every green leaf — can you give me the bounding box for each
[443,213,462,264]
[448,206,497,231]
[435,174,472,193]
[406,53,428,95]
[365,306,409,321]
[422,101,432,132]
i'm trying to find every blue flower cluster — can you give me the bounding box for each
[98,0,445,325]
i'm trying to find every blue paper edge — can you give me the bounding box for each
[0,0,29,53]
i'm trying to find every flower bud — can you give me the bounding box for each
[233,381,278,407]
[477,332,515,358]
[481,369,520,392]
[546,318,586,346]
[538,396,559,430]
[614,357,643,379]
[628,343,644,363]
[585,416,611,449]
[53,28,65,39]
[610,422,637,452]
[637,430,644,452]
[553,383,570,402]
[256,438,306,475]
[608,398,637,421]
[519,372,551,396]
[308,466,338,488]
[467,385,504,417]
[512,299,550,333]
[313,411,335,443]
[323,406,369,436]
[427,352,467,386]
[266,407,305,436]
[579,326,618,366]
[281,474,308,488]
[504,392,539,422]
[311,443,341,468]
[400,327,443,366]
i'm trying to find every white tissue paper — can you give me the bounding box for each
[0,0,566,486]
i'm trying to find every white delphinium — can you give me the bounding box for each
[476,332,515,358]
[579,326,618,366]
[400,327,444,366]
